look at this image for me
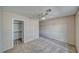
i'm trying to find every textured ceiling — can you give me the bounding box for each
[3,6,78,20]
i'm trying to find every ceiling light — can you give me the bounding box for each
[41,17,46,20]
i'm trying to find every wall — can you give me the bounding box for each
[2,11,39,52]
[40,16,75,45]
[75,10,79,52]
[0,7,3,52]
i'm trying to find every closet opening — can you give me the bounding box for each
[13,20,24,47]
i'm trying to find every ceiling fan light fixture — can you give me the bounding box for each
[46,9,52,12]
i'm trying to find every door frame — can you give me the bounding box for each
[12,18,24,47]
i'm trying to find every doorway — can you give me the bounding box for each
[13,20,24,47]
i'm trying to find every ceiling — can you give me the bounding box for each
[3,6,78,20]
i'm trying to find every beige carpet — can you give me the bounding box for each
[5,37,76,53]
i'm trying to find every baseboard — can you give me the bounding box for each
[2,46,13,53]
[40,35,75,47]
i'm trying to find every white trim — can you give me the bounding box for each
[12,18,14,48]
[12,18,24,47]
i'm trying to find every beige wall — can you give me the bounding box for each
[0,7,3,52]
[75,10,79,52]
[40,16,75,45]
[2,11,39,52]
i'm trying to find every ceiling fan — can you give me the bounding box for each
[39,8,52,20]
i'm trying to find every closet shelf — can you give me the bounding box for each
[14,31,23,33]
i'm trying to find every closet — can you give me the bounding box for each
[13,20,24,47]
